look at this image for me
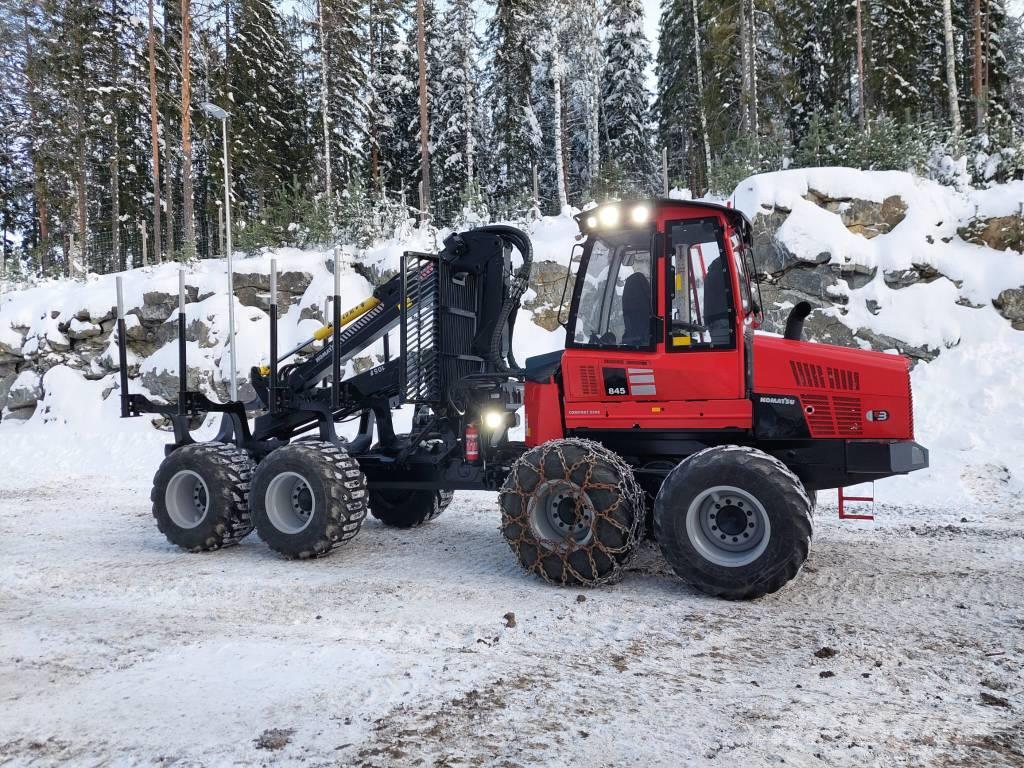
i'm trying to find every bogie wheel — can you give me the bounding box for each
[369,489,453,528]
[250,441,368,559]
[151,442,255,552]
[654,446,813,600]
[499,439,645,586]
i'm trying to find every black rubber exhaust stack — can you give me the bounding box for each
[784,301,813,341]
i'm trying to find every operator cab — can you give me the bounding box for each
[525,199,762,446]
[567,201,759,352]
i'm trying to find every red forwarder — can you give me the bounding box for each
[123,199,927,600]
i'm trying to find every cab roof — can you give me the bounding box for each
[573,198,753,243]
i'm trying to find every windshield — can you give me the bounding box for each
[572,230,654,348]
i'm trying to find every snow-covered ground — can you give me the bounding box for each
[1,476,1022,767]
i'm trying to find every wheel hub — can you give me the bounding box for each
[165,470,210,530]
[528,480,595,549]
[266,472,316,534]
[686,485,771,568]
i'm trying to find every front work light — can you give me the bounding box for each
[598,206,620,227]
[630,205,650,224]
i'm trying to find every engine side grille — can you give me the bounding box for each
[800,393,864,436]
[792,360,861,391]
[580,365,600,396]
[833,396,863,435]
[800,394,834,435]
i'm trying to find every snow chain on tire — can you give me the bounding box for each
[499,438,645,587]
[151,442,255,552]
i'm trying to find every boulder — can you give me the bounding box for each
[835,263,877,290]
[6,370,42,411]
[67,317,102,340]
[0,370,17,410]
[523,260,572,331]
[993,287,1024,330]
[0,325,27,363]
[884,264,944,289]
[233,270,312,311]
[803,190,907,239]
[958,215,1024,252]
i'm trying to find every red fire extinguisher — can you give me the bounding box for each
[465,422,480,464]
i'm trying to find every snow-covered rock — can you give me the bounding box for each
[5,369,42,413]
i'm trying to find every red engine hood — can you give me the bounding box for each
[752,335,914,440]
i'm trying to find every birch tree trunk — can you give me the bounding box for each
[147,0,163,263]
[739,0,752,134]
[181,0,195,257]
[690,0,711,191]
[416,0,431,223]
[747,0,758,136]
[588,75,600,190]
[855,0,866,129]
[942,0,962,134]
[972,0,984,129]
[22,7,50,269]
[551,48,568,211]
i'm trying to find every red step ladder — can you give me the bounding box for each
[838,484,875,520]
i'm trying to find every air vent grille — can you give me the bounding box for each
[800,394,863,436]
[580,365,599,396]
[833,396,863,434]
[792,361,860,391]
[801,394,834,435]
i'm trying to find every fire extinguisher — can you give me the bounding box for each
[464,422,480,464]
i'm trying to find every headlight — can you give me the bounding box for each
[585,215,598,229]
[482,410,505,430]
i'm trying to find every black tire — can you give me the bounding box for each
[151,442,255,552]
[499,438,645,586]
[368,489,452,528]
[250,441,368,559]
[654,446,813,600]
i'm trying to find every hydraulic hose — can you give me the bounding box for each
[474,225,533,373]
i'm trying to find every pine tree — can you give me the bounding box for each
[600,0,656,195]
[226,0,301,216]
[561,0,602,202]
[485,0,543,216]
[429,0,480,223]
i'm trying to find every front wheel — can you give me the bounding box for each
[654,446,812,600]
[499,439,644,586]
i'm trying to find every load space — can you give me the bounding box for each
[118,199,928,600]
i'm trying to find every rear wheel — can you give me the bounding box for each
[368,489,452,528]
[654,446,812,600]
[250,441,368,559]
[151,442,255,552]
[499,439,644,586]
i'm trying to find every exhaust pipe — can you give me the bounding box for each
[784,301,813,341]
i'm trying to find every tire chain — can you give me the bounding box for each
[500,438,645,586]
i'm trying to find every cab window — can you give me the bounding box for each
[667,219,734,350]
[571,230,654,349]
